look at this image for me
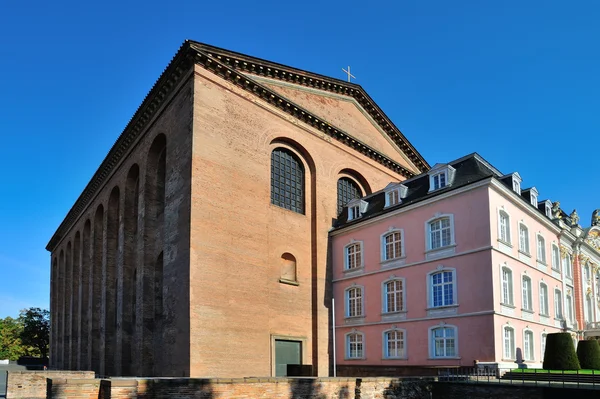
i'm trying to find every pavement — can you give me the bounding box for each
[0,364,28,398]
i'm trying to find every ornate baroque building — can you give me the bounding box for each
[331,152,600,374]
[46,41,429,377]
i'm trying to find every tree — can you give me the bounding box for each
[0,316,26,360]
[577,340,600,369]
[543,332,580,370]
[18,308,49,359]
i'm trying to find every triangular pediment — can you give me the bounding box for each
[188,41,429,177]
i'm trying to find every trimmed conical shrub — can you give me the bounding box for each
[543,332,580,370]
[577,340,600,369]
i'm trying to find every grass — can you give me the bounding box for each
[510,369,600,374]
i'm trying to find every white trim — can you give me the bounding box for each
[554,288,563,320]
[344,330,365,360]
[344,284,365,318]
[334,309,495,328]
[381,276,407,314]
[523,328,535,362]
[383,183,408,208]
[529,187,539,207]
[382,327,407,359]
[544,200,552,218]
[500,264,514,306]
[347,199,368,221]
[427,266,458,308]
[380,228,406,262]
[521,273,533,312]
[518,221,531,256]
[541,331,548,362]
[501,323,516,360]
[425,213,456,251]
[428,323,459,359]
[427,164,456,193]
[536,233,547,265]
[551,244,560,272]
[498,208,512,245]
[538,281,549,317]
[343,240,364,271]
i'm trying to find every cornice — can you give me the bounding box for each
[189,41,429,173]
[47,40,428,252]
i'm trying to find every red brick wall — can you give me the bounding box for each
[7,370,94,398]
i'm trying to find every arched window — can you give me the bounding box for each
[501,266,513,306]
[280,253,297,283]
[337,177,362,215]
[271,148,304,214]
[346,332,364,359]
[383,329,406,358]
[503,326,515,360]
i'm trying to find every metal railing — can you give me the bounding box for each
[438,367,600,389]
[586,322,600,330]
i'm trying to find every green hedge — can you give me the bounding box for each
[577,340,600,370]
[543,333,580,370]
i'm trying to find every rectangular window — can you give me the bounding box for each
[524,331,534,361]
[433,327,456,358]
[385,330,405,358]
[349,205,360,220]
[499,212,510,243]
[384,232,402,260]
[537,236,546,263]
[385,280,403,313]
[501,268,513,305]
[540,284,548,316]
[513,179,521,194]
[387,190,399,206]
[347,287,363,317]
[563,254,572,277]
[551,246,560,271]
[432,172,447,190]
[566,295,573,322]
[504,327,515,359]
[430,218,452,249]
[554,290,563,319]
[519,225,529,254]
[346,243,361,270]
[522,277,532,311]
[347,333,363,359]
[586,296,593,322]
[431,271,454,307]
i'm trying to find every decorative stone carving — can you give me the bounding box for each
[551,202,562,219]
[593,209,600,227]
[586,230,600,252]
[560,246,568,259]
[570,209,580,226]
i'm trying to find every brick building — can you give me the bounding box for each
[46,41,429,377]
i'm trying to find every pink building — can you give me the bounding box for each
[331,153,570,375]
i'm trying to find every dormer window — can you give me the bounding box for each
[509,172,522,195]
[428,164,456,193]
[544,201,552,218]
[347,199,368,221]
[384,183,408,208]
[529,187,538,207]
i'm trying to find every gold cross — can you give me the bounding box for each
[342,66,356,82]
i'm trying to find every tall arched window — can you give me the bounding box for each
[271,148,304,214]
[337,177,362,215]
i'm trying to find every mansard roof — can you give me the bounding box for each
[333,153,554,229]
[46,40,429,251]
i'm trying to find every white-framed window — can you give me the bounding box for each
[545,202,552,218]
[566,293,573,323]
[344,242,363,270]
[346,331,364,359]
[383,278,405,313]
[347,199,368,221]
[562,252,572,278]
[382,230,403,261]
[522,276,533,311]
[551,245,560,271]
[537,235,546,263]
[524,330,534,361]
[383,329,406,358]
[428,268,456,308]
[586,294,593,322]
[428,164,456,193]
[554,289,563,319]
[503,326,515,360]
[519,223,530,254]
[426,215,454,250]
[499,210,511,243]
[432,172,447,190]
[501,266,514,306]
[345,286,363,318]
[513,179,521,195]
[383,183,407,208]
[585,264,591,281]
[539,282,549,316]
[430,325,457,358]
[541,333,547,360]
[530,188,538,207]
[387,190,400,207]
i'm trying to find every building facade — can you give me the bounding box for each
[331,153,600,374]
[46,41,429,377]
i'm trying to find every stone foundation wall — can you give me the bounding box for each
[433,382,600,399]
[6,370,95,398]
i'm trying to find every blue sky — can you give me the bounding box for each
[0,1,599,317]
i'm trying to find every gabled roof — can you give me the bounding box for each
[47,40,429,251]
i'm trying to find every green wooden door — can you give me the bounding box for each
[275,340,301,376]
